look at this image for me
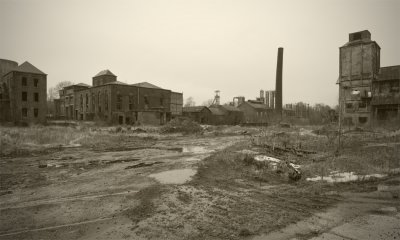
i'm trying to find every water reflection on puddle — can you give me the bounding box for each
[181,146,211,154]
[306,171,387,183]
[149,169,197,184]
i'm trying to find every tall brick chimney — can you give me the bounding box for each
[275,47,283,117]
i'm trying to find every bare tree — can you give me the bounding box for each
[202,99,214,106]
[48,81,74,100]
[184,97,196,107]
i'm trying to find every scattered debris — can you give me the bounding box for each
[132,128,147,133]
[161,117,203,134]
[279,123,291,128]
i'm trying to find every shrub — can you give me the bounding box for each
[161,117,202,134]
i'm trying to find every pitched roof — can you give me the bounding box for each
[94,69,116,77]
[103,81,128,85]
[131,82,162,89]
[208,107,225,115]
[74,83,91,87]
[378,65,400,81]
[241,101,270,110]
[219,105,242,112]
[12,61,46,75]
[183,106,209,113]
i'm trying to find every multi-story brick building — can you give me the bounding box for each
[55,70,183,125]
[338,30,399,126]
[0,60,47,124]
[371,65,400,121]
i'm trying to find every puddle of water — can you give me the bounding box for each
[149,169,197,184]
[306,172,387,183]
[181,146,211,154]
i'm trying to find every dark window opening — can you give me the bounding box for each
[22,108,28,117]
[34,108,38,118]
[129,95,134,110]
[34,93,39,102]
[86,94,89,111]
[144,96,149,105]
[359,117,368,124]
[0,93,2,100]
[22,77,27,86]
[104,90,108,111]
[345,103,353,109]
[80,94,83,110]
[358,101,366,108]
[22,92,27,101]
[34,78,39,87]
[160,98,164,106]
[117,94,122,110]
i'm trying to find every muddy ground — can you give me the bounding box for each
[0,125,399,240]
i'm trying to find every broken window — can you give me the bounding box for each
[34,78,39,87]
[22,77,27,86]
[92,93,95,111]
[358,101,366,108]
[105,90,108,111]
[34,108,38,118]
[117,94,122,110]
[22,108,28,117]
[34,93,39,102]
[129,95,134,110]
[86,94,89,111]
[22,92,27,101]
[359,117,368,124]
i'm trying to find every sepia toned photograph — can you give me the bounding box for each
[0,0,399,239]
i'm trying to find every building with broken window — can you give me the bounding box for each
[0,60,47,124]
[371,65,400,121]
[338,30,399,126]
[55,70,183,125]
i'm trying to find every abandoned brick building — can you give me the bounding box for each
[338,30,399,125]
[238,100,273,124]
[0,59,47,124]
[55,70,183,125]
[371,65,400,121]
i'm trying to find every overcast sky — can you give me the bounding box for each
[1,0,399,106]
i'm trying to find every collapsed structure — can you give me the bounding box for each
[54,70,183,125]
[338,30,399,125]
[0,59,47,124]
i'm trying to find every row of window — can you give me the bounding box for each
[22,92,39,102]
[21,108,39,118]
[22,77,39,87]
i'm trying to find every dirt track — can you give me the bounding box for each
[1,126,399,240]
[0,134,242,239]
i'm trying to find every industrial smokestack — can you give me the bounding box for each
[275,47,283,117]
